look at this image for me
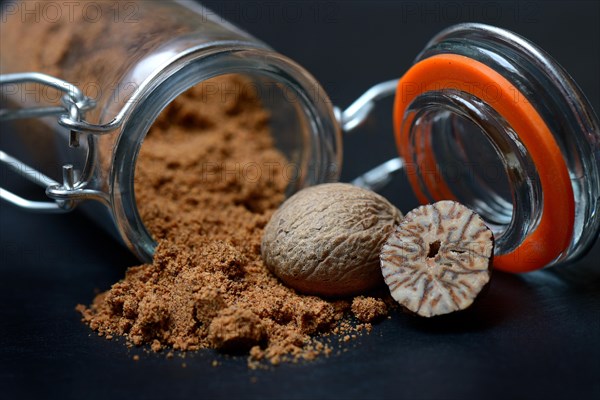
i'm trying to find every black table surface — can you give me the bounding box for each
[1,1,599,399]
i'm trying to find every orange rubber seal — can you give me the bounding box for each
[393,54,574,273]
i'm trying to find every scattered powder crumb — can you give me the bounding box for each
[133,355,140,362]
[76,75,392,366]
[351,296,388,322]
[151,340,162,353]
[208,307,266,352]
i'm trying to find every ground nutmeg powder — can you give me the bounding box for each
[76,75,391,366]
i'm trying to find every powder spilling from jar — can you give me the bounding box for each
[7,0,564,365]
[1,1,392,366]
[77,75,391,366]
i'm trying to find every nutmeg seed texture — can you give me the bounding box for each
[261,183,402,296]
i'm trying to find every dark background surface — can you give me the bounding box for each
[1,1,599,399]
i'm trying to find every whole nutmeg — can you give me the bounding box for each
[261,183,402,296]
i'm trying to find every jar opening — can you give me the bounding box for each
[403,89,543,255]
[132,73,315,248]
[110,48,340,262]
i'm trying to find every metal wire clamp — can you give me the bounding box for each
[0,72,96,212]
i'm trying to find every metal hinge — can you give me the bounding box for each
[0,72,100,212]
[334,78,405,190]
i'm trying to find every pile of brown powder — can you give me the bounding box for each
[76,75,392,366]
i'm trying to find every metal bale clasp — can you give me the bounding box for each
[336,78,405,191]
[0,72,96,212]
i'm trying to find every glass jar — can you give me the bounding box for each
[1,1,598,273]
[0,0,340,261]
[393,24,600,272]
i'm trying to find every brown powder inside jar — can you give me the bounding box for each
[77,75,391,365]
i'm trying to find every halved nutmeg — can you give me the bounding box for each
[380,200,493,317]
